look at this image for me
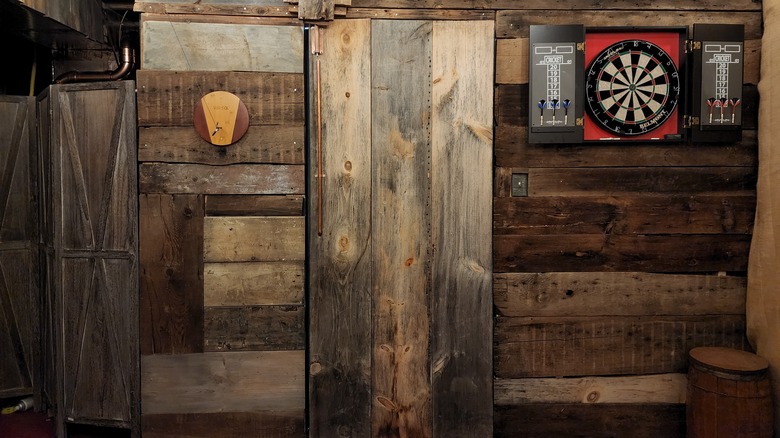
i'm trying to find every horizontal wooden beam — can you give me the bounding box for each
[204,216,305,262]
[204,261,304,306]
[205,195,304,216]
[204,305,305,351]
[139,163,305,195]
[351,0,760,11]
[142,412,304,438]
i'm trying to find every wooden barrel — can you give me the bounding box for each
[687,347,773,438]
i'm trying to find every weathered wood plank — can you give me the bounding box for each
[140,194,204,355]
[495,315,747,378]
[495,126,758,168]
[308,19,373,438]
[494,374,687,405]
[371,20,432,436]
[141,21,303,72]
[493,234,751,273]
[0,249,37,397]
[496,11,763,39]
[495,404,686,438]
[347,8,494,19]
[523,167,756,196]
[204,261,304,306]
[0,97,37,243]
[141,351,304,414]
[136,70,304,127]
[139,163,305,195]
[138,126,304,165]
[142,412,304,438]
[493,195,756,235]
[133,0,292,17]
[205,195,303,216]
[430,20,493,437]
[204,216,305,262]
[494,272,746,317]
[495,38,528,85]
[351,0,761,10]
[297,0,334,19]
[204,305,304,351]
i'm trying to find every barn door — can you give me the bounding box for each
[41,81,139,437]
[308,20,494,437]
[0,96,39,402]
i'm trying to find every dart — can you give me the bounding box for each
[537,99,546,125]
[729,97,741,124]
[562,99,571,125]
[706,98,716,124]
[719,98,728,123]
[551,99,559,123]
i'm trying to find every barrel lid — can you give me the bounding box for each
[689,347,769,375]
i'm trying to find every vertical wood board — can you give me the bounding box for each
[371,19,432,437]
[308,19,373,438]
[430,20,494,437]
[141,21,303,73]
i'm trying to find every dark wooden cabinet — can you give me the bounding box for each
[38,81,139,437]
[0,96,40,403]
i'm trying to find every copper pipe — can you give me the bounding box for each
[54,41,135,84]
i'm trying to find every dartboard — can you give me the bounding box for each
[585,39,680,136]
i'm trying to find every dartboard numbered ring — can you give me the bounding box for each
[585,39,680,136]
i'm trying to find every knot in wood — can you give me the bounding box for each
[587,391,600,402]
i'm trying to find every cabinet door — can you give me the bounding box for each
[48,81,138,436]
[0,96,39,401]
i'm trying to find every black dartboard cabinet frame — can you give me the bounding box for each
[528,24,745,144]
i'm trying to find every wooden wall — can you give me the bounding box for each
[136,15,306,437]
[135,0,762,436]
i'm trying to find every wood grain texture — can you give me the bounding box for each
[494,403,686,438]
[346,8,494,20]
[307,19,373,438]
[141,351,304,414]
[494,234,751,273]
[496,10,763,39]
[493,195,756,235]
[136,70,304,127]
[204,261,304,306]
[297,0,334,19]
[495,315,747,378]
[494,126,758,168]
[494,272,746,317]
[495,374,687,405]
[138,126,304,165]
[204,305,304,351]
[0,97,37,243]
[371,20,432,437]
[430,20,493,437]
[350,0,761,10]
[141,21,303,72]
[204,216,304,263]
[135,2,293,17]
[139,163,305,195]
[205,195,304,216]
[142,412,304,438]
[140,194,204,355]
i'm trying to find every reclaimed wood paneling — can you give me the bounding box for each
[493,195,756,235]
[494,374,687,405]
[495,404,686,438]
[203,216,305,262]
[44,82,139,433]
[139,163,305,195]
[141,351,304,414]
[494,126,758,168]
[296,0,335,19]
[138,126,304,165]
[204,305,304,351]
[0,96,38,400]
[141,20,303,72]
[142,412,304,438]
[494,272,746,317]
[136,71,304,127]
[496,11,762,39]
[494,315,747,378]
[204,262,304,306]
[205,195,304,216]
[135,3,292,17]
[371,20,432,436]
[350,0,761,10]
[430,20,494,437]
[308,19,373,438]
[494,233,751,273]
[347,8,494,20]
[140,194,204,355]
